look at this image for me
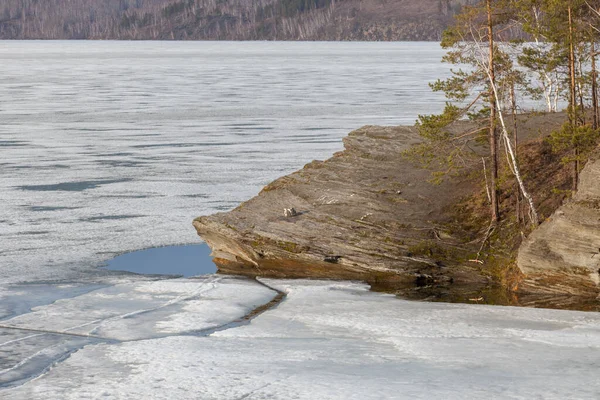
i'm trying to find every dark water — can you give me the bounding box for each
[104,244,217,277]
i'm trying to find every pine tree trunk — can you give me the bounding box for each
[487,0,499,222]
[568,5,577,120]
[486,76,540,226]
[568,4,579,191]
[592,41,598,130]
[574,147,580,191]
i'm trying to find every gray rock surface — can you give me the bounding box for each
[517,155,600,297]
[194,125,486,290]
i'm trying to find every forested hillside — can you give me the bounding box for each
[0,0,474,40]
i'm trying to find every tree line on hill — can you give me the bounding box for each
[0,0,473,41]
[407,0,600,231]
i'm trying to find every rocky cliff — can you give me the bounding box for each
[517,155,600,298]
[194,125,489,293]
[194,114,600,307]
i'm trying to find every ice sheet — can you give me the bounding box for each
[4,280,600,399]
[0,276,276,390]
[1,276,276,341]
[0,328,98,390]
[0,282,107,321]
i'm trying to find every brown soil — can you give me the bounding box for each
[447,114,574,281]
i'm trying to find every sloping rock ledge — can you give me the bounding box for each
[194,125,600,304]
[194,125,487,293]
[517,154,600,299]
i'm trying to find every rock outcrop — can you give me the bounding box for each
[194,125,487,291]
[517,154,600,298]
[195,116,599,306]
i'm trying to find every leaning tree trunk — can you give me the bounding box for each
[490,82,540,227]
[487,0,499,222]
[477,1,539,227]
[510,84,521,223]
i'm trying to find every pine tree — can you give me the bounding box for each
[527,0,600,190]
[408,0,539,225]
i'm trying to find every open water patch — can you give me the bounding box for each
[29,206,79,212]
[18,178,132,192]
[81,214,144,222]
[0,140,28,147]
[94,159,146,168]
[104,244,217,277]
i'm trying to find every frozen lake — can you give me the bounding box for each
[0,40,450,285]
[1,41,599,398]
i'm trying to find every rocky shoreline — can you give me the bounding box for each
[194,121,600,309]
[518,152,600,298]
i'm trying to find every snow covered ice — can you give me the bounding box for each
[0,276,277,389]
[4,279,600,399]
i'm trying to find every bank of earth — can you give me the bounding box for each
[194,113,600,311]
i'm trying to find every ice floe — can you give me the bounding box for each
[0,276,276,389]
[4,279,600,399]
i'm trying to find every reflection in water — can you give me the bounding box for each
[392,284,600,312]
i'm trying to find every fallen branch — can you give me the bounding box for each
[475,219,497,262]
[468,259,484,264]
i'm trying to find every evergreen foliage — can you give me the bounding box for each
[409,0,600,225]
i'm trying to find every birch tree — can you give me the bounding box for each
[408,0,540,225]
